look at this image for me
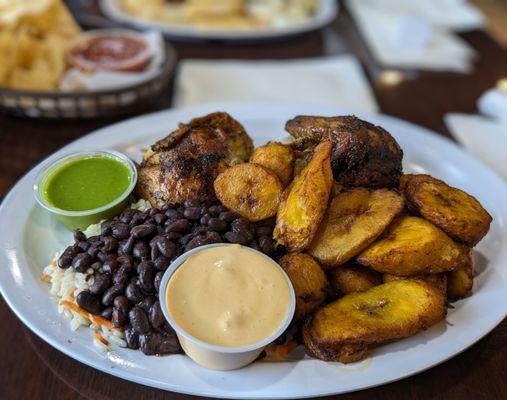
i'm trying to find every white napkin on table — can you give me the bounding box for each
[444,114,507,179]
[346,0,480,73]
[173,55,379,113]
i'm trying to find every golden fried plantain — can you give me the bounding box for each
[356,216,467,276]
[302,280,446,363]
[383,273,447,296]
[280,253,328,320]
[308,188,404,267]
[250,141,295,186]
[328,263,382,296]
[401,174,492,246]
[214,163,283,222]
[274,141,333,251]
[447,250,473,300]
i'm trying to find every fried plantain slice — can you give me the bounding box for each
[383,273,447,296]
[274,141,333,251]
[356,216,467,276]
[328,263,382,296]
[280,253,328,320]
[214,163,283,222]
[447,250,473,300]
[308,188,404,268]
[302,280,446,363]
[401,174,492,246]
[250,141,295,186]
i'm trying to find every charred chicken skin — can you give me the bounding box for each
[137,112,254,207]
[286,115,403,188]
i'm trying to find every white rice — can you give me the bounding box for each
[42,199,151,351]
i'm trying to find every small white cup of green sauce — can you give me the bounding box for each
[34,150,137,231]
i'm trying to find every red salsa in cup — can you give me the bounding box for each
[68,33,151,72]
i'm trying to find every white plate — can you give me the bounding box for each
[1,102,507,399]
[99,0,338,42]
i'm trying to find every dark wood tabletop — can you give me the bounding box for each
[1,2,507,399]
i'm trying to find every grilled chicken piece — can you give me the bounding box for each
[286,116,403,188]
[137,112,254,207]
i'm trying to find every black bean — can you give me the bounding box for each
[125,327,139,349]
[120,208,138,224]
[208,217,227,232]
[101,307,113,321]
[139,333,159,355]
[90,261,102,271]
[96,251,107,263]
[131,224,157,239]
[165,219,190,233]
[130,213,146,226]
[72,253,92,273]
[89,274,111,295]
[180,233,194,245]
[117,254,133,269]
[219,211,236,222]
[149,301,165,329]
[58,246,76,269]
[77,241,91,252]
[102,236,118,253]
[153,213,166,225]
[248,240,261,252]
[154,256,170,271]
[156,335,181,354]
[138,261,155,293]
[200,213,211,225]
[183,207,201,221]
[165,209,182,220]
[102,259,119,275]
[129,307,151,334]
[231,218,254,242]
[101,221,112,236]
[87,243,101,258]
[154,271,164,292]
[113,263,132,286]
[133,241,149,260]
[113,295,130,314]
[111,222,131,240]
[148,208,159,217]
[102,284,124,306]
[157,238,176,258]
[149,237,160,260]
[163,231,182,242]
[257,217,276,228]
[224,231,248,245]
[112,307,128,328]
[137,296,156,313]
[258,236,275,255]
[125,282,143,304]
[119,236,135,255]
[208,205,224,217]
[76,291,102,314]
[73,230,86,242]
[256,226,273,237]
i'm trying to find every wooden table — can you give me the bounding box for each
[1,3,506,399]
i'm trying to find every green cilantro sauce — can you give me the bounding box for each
[42,155,132,212]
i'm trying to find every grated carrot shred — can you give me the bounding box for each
[40,274,51,282]
[94,332,109,346]
[59,299,90,319]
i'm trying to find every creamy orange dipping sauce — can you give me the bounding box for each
[166,245,291,348]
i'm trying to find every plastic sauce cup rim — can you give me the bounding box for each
[159,243,296,354]
[33,149,138,217]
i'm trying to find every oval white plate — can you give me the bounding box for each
[99,0,338,42]
[1,102,507,399]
